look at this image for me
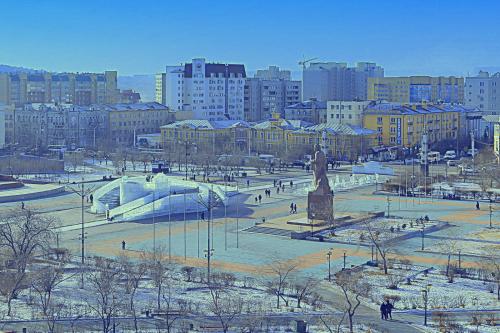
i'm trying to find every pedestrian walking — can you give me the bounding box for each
[282,184,285,192]
[121,240,126,250]
[273,179,277,187]
[290,180,293,188]
[290,203,294,214]
[279,180,282,187]
[201,212,205,220]
[247,179,250,188]
[385,300,393,320]
[380,302,387,320]
[293,203,297,213]
[258,194,262,203]
[255,197,258,203]
[476,201,480,210]
[21,201,25,210]
[277,187,280,194]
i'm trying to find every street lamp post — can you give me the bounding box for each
[421,224,425,250]
[343,251,346,270]
[326,249,333,281]
[489,201,493,229]
[421,284,432,326]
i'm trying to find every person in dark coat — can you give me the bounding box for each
[476,201,480,210]
[385,300,393,320]
[380,302,387,320]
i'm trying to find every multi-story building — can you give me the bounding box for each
[155,73,166,104]
[465,72,500,115]
[4,102,173,149]
[158,58,246,121]
[368,76,464,104]
[102,102,174,146]
[303,62,384,101]
[284,99,327,124]
[160,116,376,161]
[0,103,5,148]
[0,71,119,106]
[244,66,301,121]
[326,101,371,126]
[363,102,465,149]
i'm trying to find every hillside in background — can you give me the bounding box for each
[118,74,155,102]
[0,64,45,73]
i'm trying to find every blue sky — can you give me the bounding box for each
[1,0,499,76]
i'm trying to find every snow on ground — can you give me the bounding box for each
[0,264,320,322]
[358,264,499,311]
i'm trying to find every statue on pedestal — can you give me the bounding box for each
[308,144,334,223]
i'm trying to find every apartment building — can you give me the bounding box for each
[155,73,166,104]
[0,71,119,106]
[368,76,464,104]
[158,58,246,121]
[244,66,301,121]
[4,102,173,148]
[303,62,384,101]
[363,102,464,148]
[465,71,500,115]
[326,101,371,126]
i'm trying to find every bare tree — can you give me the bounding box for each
[64,151,84,173]
[118,253,147,333]
[142,247,171,311]
[85,257,124,333]
[157,285,186,333]
[263,259,297,309]
[0,208,56,316]
[334,270,371,333]
[31,260,71,333]
[292,276,317,308]
[207,282,244,333]
[362,219,395,274]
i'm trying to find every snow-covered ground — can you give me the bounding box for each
[358,264,499,312]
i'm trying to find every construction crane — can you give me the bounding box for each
[298,57,318,70]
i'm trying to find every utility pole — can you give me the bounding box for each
[68,177,94,289]
[386,196,391,218]
[470,130,475,173]
[489,201,493,229]
[343,251,346,270]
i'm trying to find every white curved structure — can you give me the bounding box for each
[91,174,233,222]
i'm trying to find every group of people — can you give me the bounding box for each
[264,189,272,198]
[380,300,394,320]
[289,202,298,214]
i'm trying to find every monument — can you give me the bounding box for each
[307,144,334,224]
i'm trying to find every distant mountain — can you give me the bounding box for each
[118,74,155,102]
[0,64,45,73]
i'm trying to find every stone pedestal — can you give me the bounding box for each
[307,190,334,222]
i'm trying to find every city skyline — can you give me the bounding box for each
[1,0,500,76]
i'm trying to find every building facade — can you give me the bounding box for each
[465,71,500,116]
[0,71,119,106]
[363,102,463,149]
[160,117,376,161]
[244,66,301,121]
[368,76,464,104]
[326,101,371,126]
[284,99,327,124]
[0,104,5,148]
[303,62,384,101]
[155,73,166,104]
[158,58,246,121]
[4,102,173,149]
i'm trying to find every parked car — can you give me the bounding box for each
[467,148,478,156]
[446,160,458,167]
[443,150,456,160]
[292,160,306,167]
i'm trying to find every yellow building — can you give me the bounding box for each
[363,102,460,148]
[161,117,377,161]
[367,76,464,104]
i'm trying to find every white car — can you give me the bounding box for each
[443,150,456,160]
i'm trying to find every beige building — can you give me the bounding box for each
[368,76,464,104]
[0,71,119,106]
[326,101,371,126]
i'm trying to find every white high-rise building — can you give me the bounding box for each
[465,71,500,115]
[161,58,246,121]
